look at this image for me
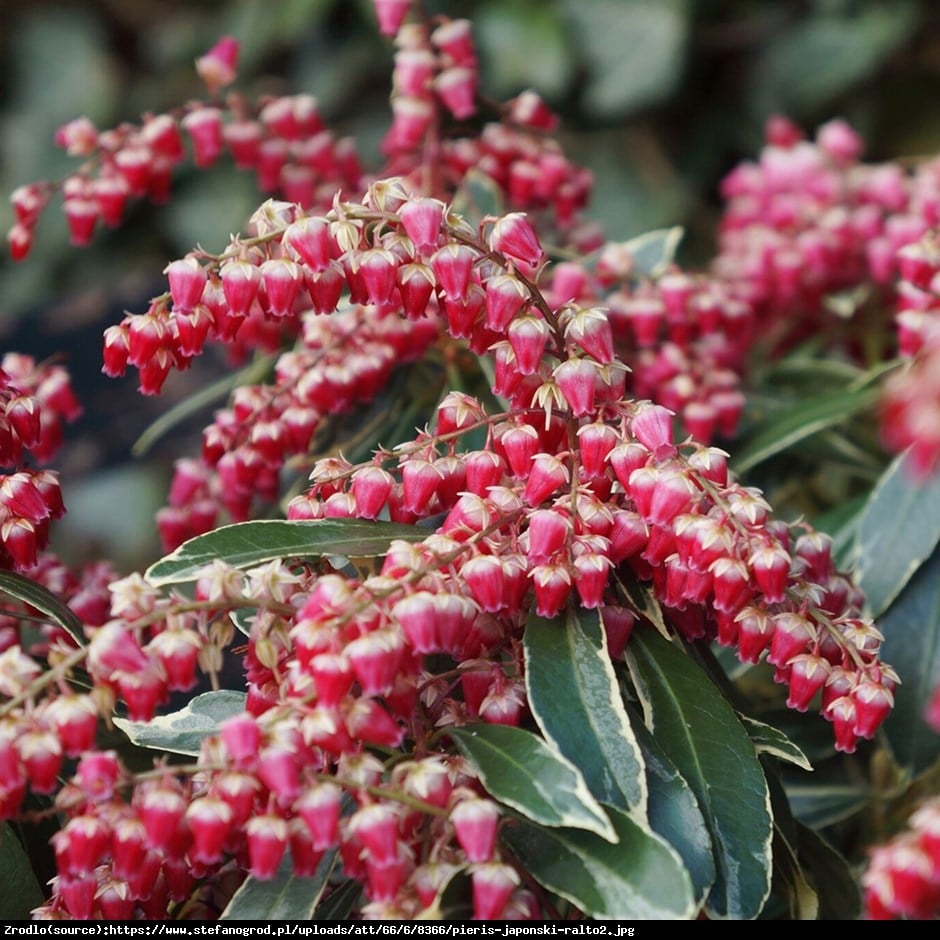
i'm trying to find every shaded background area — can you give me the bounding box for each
[2,0,940,568]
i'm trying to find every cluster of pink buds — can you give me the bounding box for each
[292,386,895,753]
[31,718,533,920]
[11,111,189,255]
[0,354,81,570]
[15,545,539,918]
[0,559,302,846]
[712,115,940,360]
[5,207,900,922]
[440,105,594,232]
[382,17,479,156]
[0,353,81,464]
[6,36,366,261]
[7,17,594,264]
[3,3,923,919]
[378,8,591,234]
[881,231,940,476]
[259,174,898,753]
[520,254,752,445]
[863,797,940,919]
[145,181,561,545]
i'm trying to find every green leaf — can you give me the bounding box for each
[626,628,772,919]
[436,869,474,921]
[752,708,843,768]
[0,570,85,646]
[784,781,871,830]
[524,607,646,814]
[879,547,940,774]
[476,2,573,99]
[503,804,695,919]
[0,823,44,919]
[230,608,253,637]
[854,451,940,618]
[739,716,813,772]
[613,227,685,280]
[451,170,505,233]
[132,354,274,457]
[114,690,247,756]
[313,878,361,919]
[220,847,336,919]
[146,519,426,586]
[631,710,715,905]
[762,351,867,388]
[749,2,919,116]
[814,494,869,570]
[566,135,687,240]
[796,822,861,920]
[448,724,616,842]
[762,760,817,920]
[733,386,878,474]
[768,819,818,921]
[617,571,670,638]
[565,0,689,119]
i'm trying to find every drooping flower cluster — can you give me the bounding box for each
[2,0,932,923]
[6,34,365,262]
[6,545,536,920]
[714,116,931,329]
[881,231,940,476]
[0,355,81,570]
[2,172,900,917]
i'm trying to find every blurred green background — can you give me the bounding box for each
[2,0,940,567]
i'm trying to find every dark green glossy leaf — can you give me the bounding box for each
[732,386,878,474]
[630,709,715,904]
[753,708,843,768]
[763,759,816,920]
[524,607,646,813]
[768,819,818,921]
[0,823,44,919]
[313,878,360,919]
[854,451,940,617]
[796,822,861,920]
[220,847,336,919]
[503,804,695,919]
[879,548,940,774]
[626,628,772,919]
[739,715,813,771]
[436,868,473,921]
[0,570,85,647]
[617,571,670,638]
[146,519,426,586]
[114,690,247,756]
[564,0,689,120]
[784,782,871,830]
[449,724,616,842]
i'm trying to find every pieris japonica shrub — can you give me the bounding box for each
[1,0,939,922]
